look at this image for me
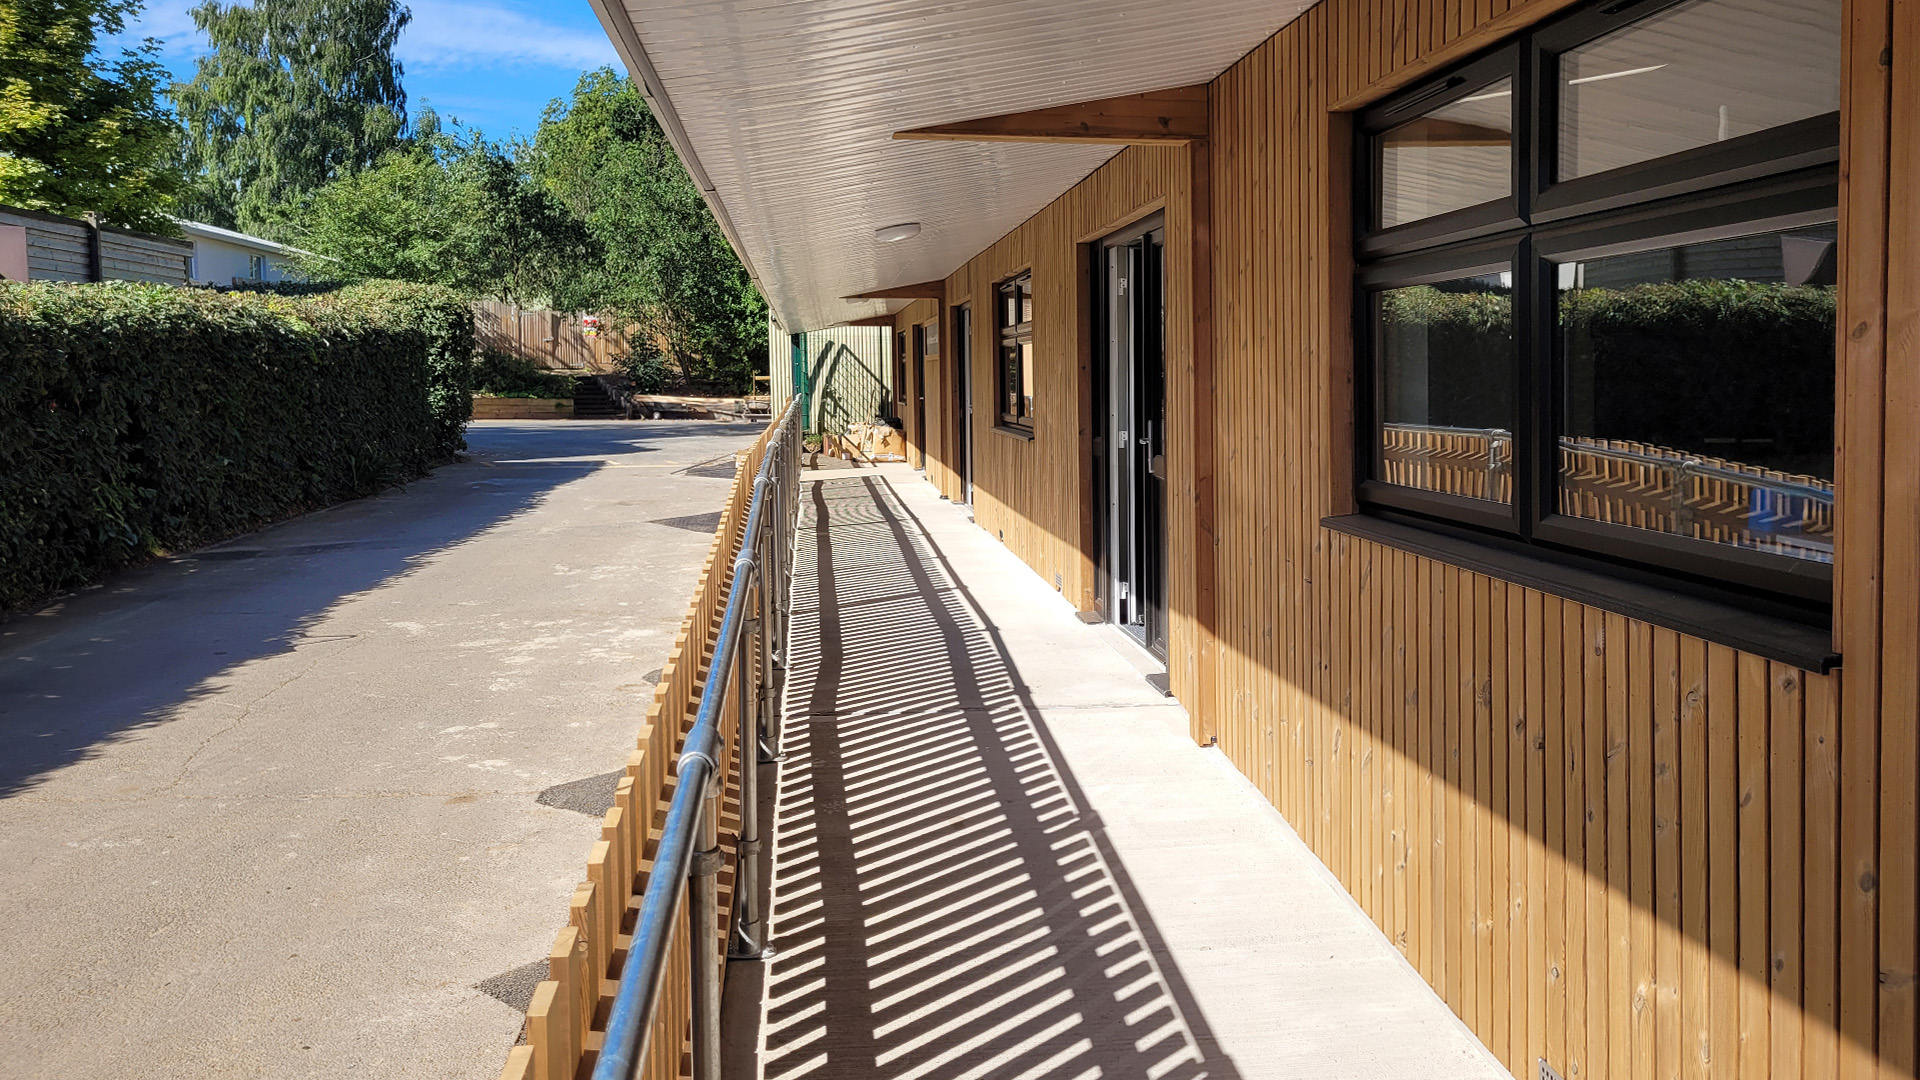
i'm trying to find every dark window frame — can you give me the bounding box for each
[1352,0,1843,619]
[996,271,1035,433]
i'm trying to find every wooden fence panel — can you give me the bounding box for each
[499,419,778,1080]
[476,300,628,373]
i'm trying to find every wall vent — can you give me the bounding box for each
[1053,572,1062,590]
[1538,1060,1565,1080]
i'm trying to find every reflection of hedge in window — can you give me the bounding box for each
[1562,279,1835,482]
[1378,282,1514,431]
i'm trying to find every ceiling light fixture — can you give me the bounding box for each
[875,222,922,243]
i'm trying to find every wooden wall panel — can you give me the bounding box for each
[897,145,1200,698]
[889,0,1912,1077]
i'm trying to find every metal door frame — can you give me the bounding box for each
[1094,213,1168,658]
[953,303,974,505]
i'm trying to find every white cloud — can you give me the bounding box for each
[117,0,619,70]
[401,0,619,69]
[116,0,206,58]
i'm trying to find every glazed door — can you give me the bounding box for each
[1100,220,1168,657]
[953,305,974,504]
[913,321,933,470]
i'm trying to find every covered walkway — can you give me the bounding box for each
[744,466,1506,1080]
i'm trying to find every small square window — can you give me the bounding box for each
[996,273,1034,431]
[1373,268,1516,504]
[1555,221,1835,563]
[1377,77,1514,230]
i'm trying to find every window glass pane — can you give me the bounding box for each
[1020,341,1034,419]
[1557,222,1836,562]
[1558,0,1840,181]
[1375,270,1515,503]
[1020,287,1033,325]
[1002,345,1020,419]
[1378,78,1513,229]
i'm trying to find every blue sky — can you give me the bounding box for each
[117,0,623,142]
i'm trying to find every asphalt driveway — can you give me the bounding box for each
[0,419,760,1078]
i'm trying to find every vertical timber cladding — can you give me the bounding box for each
[890,0,1911,1072]
[1199,2,1902,1080]
[904,143,1202,698]
[891,298,939,473]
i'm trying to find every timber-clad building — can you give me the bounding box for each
[587,0,1918,1075]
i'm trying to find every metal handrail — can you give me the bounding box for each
[593,400,803,1080]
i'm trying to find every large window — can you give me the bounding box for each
[1356,0,1840,611]
[997,273,1034,431]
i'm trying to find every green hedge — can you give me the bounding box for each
[472,348,576,398]
[0,279,473,609]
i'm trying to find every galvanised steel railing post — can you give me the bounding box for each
[729,526,766,960]
[690,791,723,1080]
[756,500,777,764]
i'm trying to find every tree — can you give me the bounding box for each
[292,111,595,307]
[529,69,766,392]
[171,0,407,236]
[0,0,184,231]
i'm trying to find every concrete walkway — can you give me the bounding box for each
[748,466,1507,1080]
[0,420,760,1079]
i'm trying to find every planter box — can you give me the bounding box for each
[473,396,574,420]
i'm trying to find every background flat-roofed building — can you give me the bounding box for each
[176,219,299,287]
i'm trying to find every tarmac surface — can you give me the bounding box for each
[0,419,761,1079]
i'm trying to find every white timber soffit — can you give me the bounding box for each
[587,0,1314,333]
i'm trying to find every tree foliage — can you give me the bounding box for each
[293,68,768,393]
[0,0,183,230]
[291,112,595,307]
[528,69,766,392]
[171,0,408,236]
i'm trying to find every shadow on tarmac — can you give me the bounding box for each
[0,420,762,800]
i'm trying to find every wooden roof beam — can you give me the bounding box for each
[893,84,1208,146]
[840,280,946,300]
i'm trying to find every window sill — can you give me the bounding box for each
[1321,513,1839,674]
[992,424,1035,442]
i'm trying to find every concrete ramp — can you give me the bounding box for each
[742,469,1507,1080]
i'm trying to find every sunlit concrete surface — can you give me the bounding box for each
[0,420,761,1079]
[741,465,1507,1080]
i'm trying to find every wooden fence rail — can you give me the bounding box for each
[499,418,777,1080]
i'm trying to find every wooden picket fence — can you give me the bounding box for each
[499,418,778,1080]
[1380,422,1513,502]
[1558,435,1834,559]
[476,300,630,373]
[1380,423,1834,560]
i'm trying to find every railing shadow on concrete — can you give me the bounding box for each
[747,474,1242,1080]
